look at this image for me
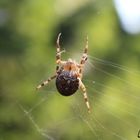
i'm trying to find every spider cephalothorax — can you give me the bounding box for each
[36,33,90,113]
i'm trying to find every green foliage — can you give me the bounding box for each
[0,0,140,140]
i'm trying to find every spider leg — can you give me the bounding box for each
[79,36,88,75]
[78,78,91,113]
[56,33,66,65]
[56,65,59,72]
[56,33,62,64]
[36,75,57,90]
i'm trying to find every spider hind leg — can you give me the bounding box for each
[36,75,57,90]
[78,78,91,113]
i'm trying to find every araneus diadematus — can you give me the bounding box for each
[36,33,90,113]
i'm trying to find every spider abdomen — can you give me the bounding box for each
[56,71,79,96]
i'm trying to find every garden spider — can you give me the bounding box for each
[36,33,90,113]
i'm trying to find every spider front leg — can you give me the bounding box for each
[78,78,91,113]
[36,75,57,90]
[79,36,88,75]
[56,33,62,64]
[56,33,66,67]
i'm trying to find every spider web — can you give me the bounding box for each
[17,55,140,140]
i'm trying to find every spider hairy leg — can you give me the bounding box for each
[84,36,88,54]
[79,36,88,74]
[56,33,66,65]
[78,78,91,113]
[56,65,59,71]
[36,75,57,90]
[56,33,62,64]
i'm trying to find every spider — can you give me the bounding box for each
[36,33,90,113]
